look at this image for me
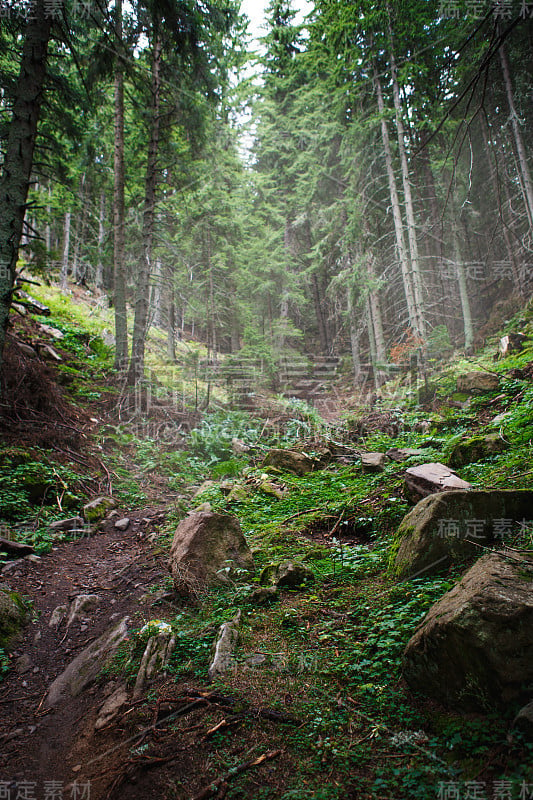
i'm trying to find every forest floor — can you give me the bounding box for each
[1,286,533,799]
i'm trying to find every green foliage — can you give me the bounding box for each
[187,411,261,464]
[0,648,9,681]
[0,446,83,523]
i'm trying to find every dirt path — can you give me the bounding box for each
[0,508,170,798]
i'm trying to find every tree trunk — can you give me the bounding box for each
[0,0,51,370]
[113,0,128,371]
[452,220,474,353]
[347,286,361,383]
[72,172,87,284]
[95,191,105,289]
[128,30,162,385]
[373,60,418,337]
[499,38,533,231]
[388,26,426,339]
[60,211,71,291]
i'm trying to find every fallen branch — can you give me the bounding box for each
[183,689,301,724]
[191,749,282,800]
[282,507,330,524]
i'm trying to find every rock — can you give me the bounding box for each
[192,502,212,513]
[95,685,128,730]
[101,329,116,347]
[14,653,33,674]
[361,452,386,473]
[231,438,250,455]
[448,433,508,468]
[49,517,85,533]
[0,537,34,556]
[133,622,176,700]
[499,333,528,358]
[82,496,117,523]
[259,480,285,499]
[0,584,30,648]
[44,617,129,708]
[66,595,101,629]
[262,449,313,476]
[38,323,64,339]
[513,700,533,740]
[404,462,472,503]
[386,448,425,463]
[167,512,254,596]
[228,485,248,502]
[114,517,130,531]
[49,605,68,628]
[193,481,215,498]
[260,561,314,589]
[402,552,533,710]
[391,489,533,579]
[249,586,279,604]
[456,371,500,393]
[208,611,241,681]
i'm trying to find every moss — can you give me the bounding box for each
[0,588,31,648]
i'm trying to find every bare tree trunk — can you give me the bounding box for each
[388,25,426,339]
[60,211,71,290]
[499,38,533,231]
[72,172,87,284]
[0,0,51,370]
[113,0,128,371]
[373,60,418,336]
[95,191,105,289]
[452,219,474,353]
[45,182,51,252]
[128,30,162,385]
[347,286,361,383]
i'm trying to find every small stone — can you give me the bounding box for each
[361,452,386,472]
[114,518,130,531]
[208,612,241,681]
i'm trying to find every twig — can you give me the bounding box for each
[190,749,282,800]
[282,507,329,524]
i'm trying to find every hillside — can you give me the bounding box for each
[0,284,532,799]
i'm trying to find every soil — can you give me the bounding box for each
[0,509,299,800]
[0,508,172,798]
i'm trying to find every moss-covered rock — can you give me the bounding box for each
[390,489,533,579]
[448,433,509,468]
[82,496,117,523]
[262,449,313,476]
[456,371,500,393]
[260,560,314,589]
[402,552,533,710]
[0,584,31,648]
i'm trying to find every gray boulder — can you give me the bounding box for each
[402,552,533,710]
[167,512,254,596]
[391,489,533,579]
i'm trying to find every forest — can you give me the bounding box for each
[0,1,532,799]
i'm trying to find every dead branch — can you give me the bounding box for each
[191,749,282,800]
